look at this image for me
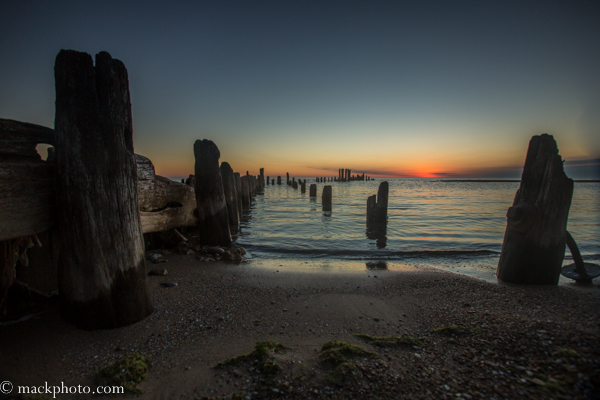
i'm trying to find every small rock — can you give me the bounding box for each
[207,246,224,255]
[148,268,168,276]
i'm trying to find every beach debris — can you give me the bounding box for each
[95,353,151,394]
[159,282,177,288]
[148,268,168,276]
[560,231,600,283]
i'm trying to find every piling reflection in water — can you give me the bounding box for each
[366,224,387,249]
[366,261,388,270]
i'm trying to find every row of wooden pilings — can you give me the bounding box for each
[263,170,373,186]
[186,139,265,246]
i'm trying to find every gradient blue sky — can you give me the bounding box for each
[1,0,599,178]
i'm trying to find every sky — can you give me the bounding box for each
[1,0,599,179]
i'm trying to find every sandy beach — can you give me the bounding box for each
[1,255,599,399]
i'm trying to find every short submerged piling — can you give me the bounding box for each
[322,185,332,212]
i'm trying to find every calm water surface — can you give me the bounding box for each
[233,178,599,283]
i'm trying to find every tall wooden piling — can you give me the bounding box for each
[277,176,282,185]
[301,181,306,193]
[240,175,251,208]
[367,181,389,225]
[220,162,240,227]
[496,134,574,285]
[234,172,243,216]
[194,139,232,246]
[322,185,332,211]
[286,172,289,185]
[259,168,265,191]
[309,184,317,197]
[54,50,152,329]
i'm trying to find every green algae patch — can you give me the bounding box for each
[354,333,422,347]
[319,340,377,368]
[429,324,477,335]
[214,340,289,368]
[554,348,580,359]
[326,361,358,382]
[95,353,151,394]
[214,340,289,377]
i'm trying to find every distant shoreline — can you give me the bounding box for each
[437,179,599,183]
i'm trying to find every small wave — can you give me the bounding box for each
[243,244,499,260]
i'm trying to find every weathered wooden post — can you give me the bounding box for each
[54,50,152,329]
[496,134,574,285]
[286,172,289,185]
[194,139,232,246]
[259,168,265,191]
[277,176,281,185]
[301,181,306,193]
[367,181,389,225]
[322,185,332,211]
[309,184,317,197]
[220,162,240,227]
[234,172,243,216]
[240,175,251,208]
[266,176,270,185]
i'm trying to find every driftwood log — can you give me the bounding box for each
[194,139,232,245]
[54,50,152,329]
[496,134,574,285]
[0,119,55,241]
[136,154,197,233]
[220,162,240,227]
[367,181,389,225]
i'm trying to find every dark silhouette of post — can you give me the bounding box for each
[309,183,317,197]
[277,176,281,185]
[286,172,289,185]
[367,181,389,225]
[54,50,152,329]
[301,181,306,193]
[240,175,251,208]
[322,185,332,211]
[220,162,239,227]
[496,134,574,285]
[234,172,242,216]
[194,139,231,246]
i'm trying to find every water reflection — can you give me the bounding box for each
[366,261,388,270]
[366,224,387,249]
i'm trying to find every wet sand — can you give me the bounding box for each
[1,255,599,399]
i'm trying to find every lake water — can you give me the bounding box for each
[230,178,599,283]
